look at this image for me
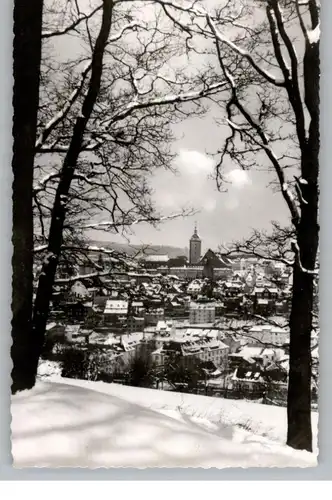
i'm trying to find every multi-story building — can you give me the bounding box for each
[189,225,202,264]
[189,302,216,324]
[245,324,289,346]
[144,307,165,326]
[142,254,169,269]
[168,266,203,279]
[151,334,229,369]
[103,299,128,324]
[127,315,145,333]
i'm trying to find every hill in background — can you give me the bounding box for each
[89,239,188,259]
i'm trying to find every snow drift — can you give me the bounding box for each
[11,378,318,468]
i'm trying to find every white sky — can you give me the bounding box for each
[90,107,290,250]
[50,0,292,251]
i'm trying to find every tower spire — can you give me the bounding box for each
[189,221,201,264]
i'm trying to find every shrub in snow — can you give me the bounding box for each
[127,354,157,388]
[41,339,65,361]
[61,348,89,380]
[61,347,111,381]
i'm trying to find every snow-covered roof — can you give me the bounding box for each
[104,300,128,314]
[46,322,57,331]
[189,302,215,310]
[121,332,144,351]
[156,320,169,331]
[65,325,80,334]
[144,254,169,263]
[232,368,263,383]
[238,347,265,359]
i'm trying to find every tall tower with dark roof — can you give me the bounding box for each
[189,223,202,264]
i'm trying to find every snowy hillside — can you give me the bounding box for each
[11,378,318,468]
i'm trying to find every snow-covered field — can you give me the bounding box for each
[11,376,318,468]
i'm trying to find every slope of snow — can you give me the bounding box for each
[46,376,319,451]
[11,379,317,468]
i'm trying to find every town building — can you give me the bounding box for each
[200,249,232,280]
[144,307,165,326]
[251,286,279,315]
[189,302,216,324]
[103,299,128,324]
[189,224,202,264]
[245,324,289,346]
[168,266,203,279]
[142,254,169,269]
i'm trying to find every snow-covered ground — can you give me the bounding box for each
[11,377,318,468]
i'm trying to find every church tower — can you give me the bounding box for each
[189,223,202,264]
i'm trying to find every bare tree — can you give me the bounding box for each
[156,0,320,451]
[29,0,229,384]
[11,0,44,393]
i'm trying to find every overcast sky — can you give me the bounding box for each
[52,0,292,253]
[91,110,290,252]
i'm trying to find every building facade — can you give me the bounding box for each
[189,225,202,264]
[189,302,216,324]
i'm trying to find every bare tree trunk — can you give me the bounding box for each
[287,266,314,451]
[287,30,320,452]
[31,0,114,372]
[11,0,43,394]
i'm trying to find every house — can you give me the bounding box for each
[127,316,145,333]
[246,324,289,346]
[168,256,188,267]
[155,320,172,336]
[231,364,266,393]
[199,249,232,280]
[69,281,90,299]
[121,331,144,352]
[182,338,229,368]
[223,281,243,298]
[45,322,65,340]
[187,280,203,296]
[143,254,169,269]
[189,302,216,324]
[103,299,128,324]
[251,286,279,314]
[64,324,90,343]
[63,300,91,322]
[144,307,164,326]
[131,301,145,314]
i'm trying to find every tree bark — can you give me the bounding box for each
[287,265,314,451]
[31,0,114,372]
[287,29,320,452]
[11,0,43,393]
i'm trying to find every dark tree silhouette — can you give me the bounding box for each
[159,0,320,451]
[11,0,44,393]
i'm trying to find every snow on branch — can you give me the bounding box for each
[36,61,92,150]
[33,172,60,194]
[54,269,119,284]
[34,244,48,254]
[206,13,285,87]
[294,176,308,206]
[296,0,320,46]
[291,239,319,275]
[81,211,188,230]
[211,23,301,228]
[307,23,320,45]
[102,80,228,129]
[108,21,146,43]
[268,1,307,148]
